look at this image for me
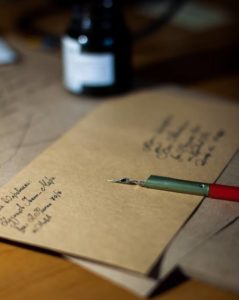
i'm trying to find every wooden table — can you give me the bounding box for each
[0,223,238,300]
[0,0,238,299]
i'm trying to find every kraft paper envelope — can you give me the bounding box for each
[0,88,239,274]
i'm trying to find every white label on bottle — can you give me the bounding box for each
[62,36,115,93]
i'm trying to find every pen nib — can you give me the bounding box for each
[108,178,144,186]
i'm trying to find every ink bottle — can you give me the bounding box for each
[62,0,132,96]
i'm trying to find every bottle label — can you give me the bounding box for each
[62,36,115,93]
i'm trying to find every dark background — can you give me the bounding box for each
[0,0,239,95]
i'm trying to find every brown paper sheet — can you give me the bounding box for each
[71,257,157,296]
[0,87,238,274]
[181,217,239,294]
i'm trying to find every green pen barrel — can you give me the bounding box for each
[143,175,209,196]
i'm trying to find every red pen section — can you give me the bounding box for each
[208,184,239,202]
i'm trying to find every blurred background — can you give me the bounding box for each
[0,0,238,97]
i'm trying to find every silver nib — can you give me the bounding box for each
[108,178,144,186]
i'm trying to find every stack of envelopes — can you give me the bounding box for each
[0,39,238,297]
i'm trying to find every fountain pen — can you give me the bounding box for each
[108,175,239,202]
